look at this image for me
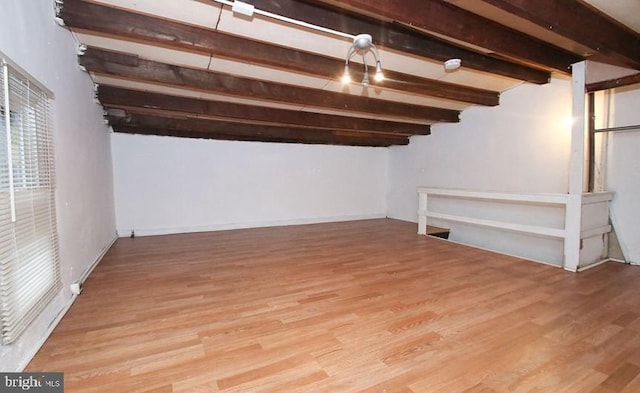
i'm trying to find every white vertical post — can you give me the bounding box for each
[564,61,587,272]
[564,194,581,272]
[418,191,427,235]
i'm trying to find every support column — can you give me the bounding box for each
[564,61,587,272]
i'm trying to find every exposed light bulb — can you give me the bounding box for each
[362,70,370,86]
[374,61,384,82]
[341,64,351,84]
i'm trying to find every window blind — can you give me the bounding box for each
[0,57,61,345]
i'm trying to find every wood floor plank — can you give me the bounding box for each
[215,354,313,390]
[25,218,640,392]
[600,363,640,391]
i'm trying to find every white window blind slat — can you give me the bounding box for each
[0,58,61,345]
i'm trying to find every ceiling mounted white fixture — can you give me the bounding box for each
[342,34,384,86]
[444,58,462,71]
[231,0,254,17]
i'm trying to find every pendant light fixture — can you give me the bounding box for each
[213,1,384,86]
[342,34,384,86]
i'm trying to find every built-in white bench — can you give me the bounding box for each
[417,187,612,271]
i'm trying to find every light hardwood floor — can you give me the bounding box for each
[27,219,640,392]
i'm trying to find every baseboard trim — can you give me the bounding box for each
[117,214,387,237]
[577,258,611,272]
[77,235,117,284]
[17,293,76,371]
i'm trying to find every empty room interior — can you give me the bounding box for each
[2,0,640,391]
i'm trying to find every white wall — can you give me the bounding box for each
[601,86,640,263]
[388,77,573,265]
[112,134,388,236]
[0,0,116,371]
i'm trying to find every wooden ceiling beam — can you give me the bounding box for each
[586,73,640,93]
[479,0,640,70]
[80,47,460,122]
[58,0,499,106]
[300,0,580,73]
[98,86,431,135]
[112,125,407,146]
[107,113,409,147]
[229,0,551,84]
